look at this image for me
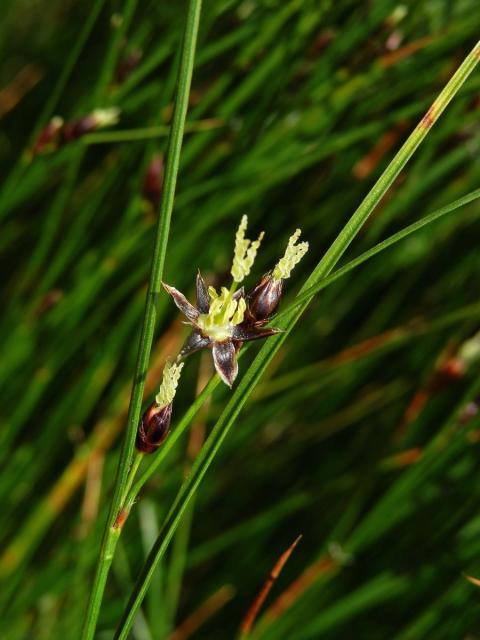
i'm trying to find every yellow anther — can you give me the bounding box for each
[232,297,246,325]
[197,286,246,340]
[458,331,480,366]
[272,229,309,281]
[231,215,264,283]
[155,360,184,406]
[91,107,120,128]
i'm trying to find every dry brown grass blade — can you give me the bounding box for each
[0,63,43,118]
[240,535,302,636]
[262,554,337,624]
[394,340,463,441]
[353,121,409,179]
[379,35,436,67]
[379,447,424,471]
[464,574,480,587]
[168,585,236,640]
[77,454,105,540]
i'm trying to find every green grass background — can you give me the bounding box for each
[1,1,480,638]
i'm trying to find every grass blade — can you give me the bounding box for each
[277,187,480,319]
[114,39,480,640]
[80,1,203,638]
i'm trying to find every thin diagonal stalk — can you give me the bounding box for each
[44,0,108,119]
[0,180,477,591]
[4,178,472,585]
[276,186,480,320]
[93,0,140,102]
[82,119,225,144]
[114,40,480,639]
[19,0,138,289]
[80,2,202,638]
[0,0,106,220]
[122,185,480,511]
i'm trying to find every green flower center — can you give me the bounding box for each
[197,286,246,341]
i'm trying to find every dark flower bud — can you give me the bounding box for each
[115,48,143,83]
[439,357,465,381]
[459,401,479,425]
[61,108,120,144]
[430,357,465,391]
[31,117,64,155]
[61,116,96,142]
[32,109,119,156]
[136,360,183,453]
[247,272,283,322]
[136,402,172,454]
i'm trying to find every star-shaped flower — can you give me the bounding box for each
[162,217,308,388]
[163,272,280,387]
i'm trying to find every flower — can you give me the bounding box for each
[31,116,64,155]
[163,218,308,387]
[163,272,280,387]
[136,360,183,453]
[61,107,120,142]
[247,229,309,323]
[31,108,120,156]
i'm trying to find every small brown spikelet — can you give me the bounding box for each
[31,117,64,155]
[430,357,465,391]
[136,402,172,454]
[247,272,283,322]
[61,115,97,143]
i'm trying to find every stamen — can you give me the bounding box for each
[272,229,309,280]
[197,286,246,339]
[231,215,265,283]
[232,297,246,325]
[155,360,184,406]
[91,107,121,128]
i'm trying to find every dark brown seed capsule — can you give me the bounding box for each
[136,402,172,454]
[459,401,479,425]
[115,49,143,83]
[430,357,466,391]
[61,115,96,143]
[31,117,64,155]
[247,272,283,322]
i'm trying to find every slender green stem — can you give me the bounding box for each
[113,40,480,639]
[276,187,480,320]
[123,375,220,514]
[113,181,480,558]
[7,172,459,599]
[80,2,202,638]
[38,0,109,130]
[0,0,107,220]
[94,0,140,102]
[120,452,143,509]
[82,119,225,144]
[121,185,480,515]
[16,0,138,288]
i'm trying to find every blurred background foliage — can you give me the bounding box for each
[1,0,480,638]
